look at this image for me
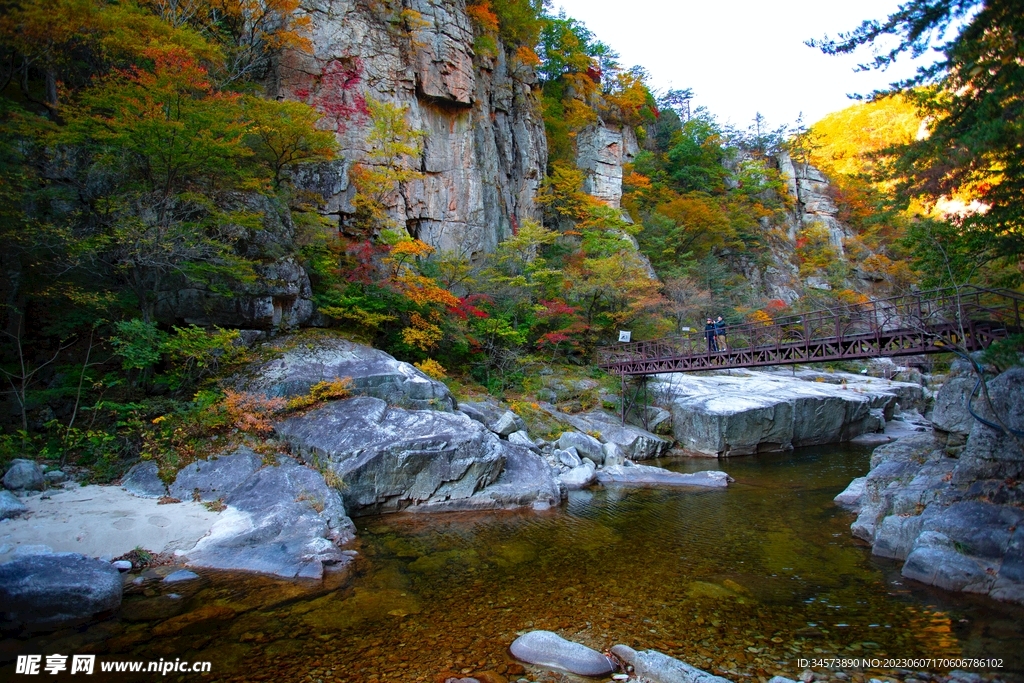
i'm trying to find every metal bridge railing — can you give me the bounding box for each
[598,286,1024,373]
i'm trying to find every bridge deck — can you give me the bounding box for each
[599,286,1023,376]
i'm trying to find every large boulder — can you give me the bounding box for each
[459,400,526,436]
[169,449,262,502]
[660,371,911,457]
[557,431,605,463]
[186,454,355,580]
[120,461,168,498]
[611,644,730,683]
[931,367,977,438]
[238,335,454,411]
[3,459,44,491]
[559,461,597,490]
[951,367,1024,485]
[277,397,560,515]
[429,445,563,512]
[510,630,614,676]
[0,553,122,628]
[556,410,671,460]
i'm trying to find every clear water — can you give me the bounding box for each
[4,445,1023,682]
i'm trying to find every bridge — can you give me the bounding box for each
[598,286,1023,425]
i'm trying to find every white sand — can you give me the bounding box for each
[0,484,229,562]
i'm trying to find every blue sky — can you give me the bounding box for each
[552,0,930,130]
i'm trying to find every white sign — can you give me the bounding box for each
[618,330,632,343]
[681,326,691,332]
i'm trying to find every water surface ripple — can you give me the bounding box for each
[4,445,1023,682]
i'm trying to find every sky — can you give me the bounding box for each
[551,0,931,130]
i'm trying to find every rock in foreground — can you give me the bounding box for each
[611,644,730,683]
[278,397,562,515]
[0,553,122,628]
[510,630,614,676]
[185,453,356,580]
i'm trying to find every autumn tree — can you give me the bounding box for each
[348,97,426,236]
[811,0,1024,284]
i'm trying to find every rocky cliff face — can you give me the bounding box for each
[778,151,848,253]
[575,122,638,209]
[276,0,547,258]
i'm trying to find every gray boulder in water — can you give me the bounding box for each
[510,630,614,676]
[277,397,561,515]
[237,335,454,411]
[597,464,732,488]
[610,644,731,683]
[186,454,355,580]
[0,553,122,627]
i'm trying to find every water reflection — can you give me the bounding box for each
[3,445,1023,682]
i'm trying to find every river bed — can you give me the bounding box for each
[3,445,1023,682]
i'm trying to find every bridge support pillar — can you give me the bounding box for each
[620,374,650,429]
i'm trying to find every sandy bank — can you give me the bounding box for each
[0,484,235,563]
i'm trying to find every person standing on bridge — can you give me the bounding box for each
[705,318,718,352]
[715,316,728,351]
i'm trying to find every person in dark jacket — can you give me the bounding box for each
[705,318,718,352]
[715,315,727,351]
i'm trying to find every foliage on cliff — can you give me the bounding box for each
[0,0,334,470]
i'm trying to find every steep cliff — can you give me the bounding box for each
[778,151,849,253]
[276,0,547,259]
[575,121,638,209]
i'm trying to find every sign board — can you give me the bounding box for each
[681,326,691,332]
[618,330,632,343]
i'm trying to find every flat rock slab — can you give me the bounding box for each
[597,465,732,488]
[510,630,614,676]
[611,645,730,683]
[0,485,224,563]
[237,335,454,411]
[0,552,122,627]
[169,449,262,502]
[658,370,921,457]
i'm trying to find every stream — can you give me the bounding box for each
[3,445,1023,682]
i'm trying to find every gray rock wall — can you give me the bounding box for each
[575,122,638,209]
[278,0,547,258]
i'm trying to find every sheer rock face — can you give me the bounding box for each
[778,151,848,253]
[277,0,547,258]
[575,122,638,209]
